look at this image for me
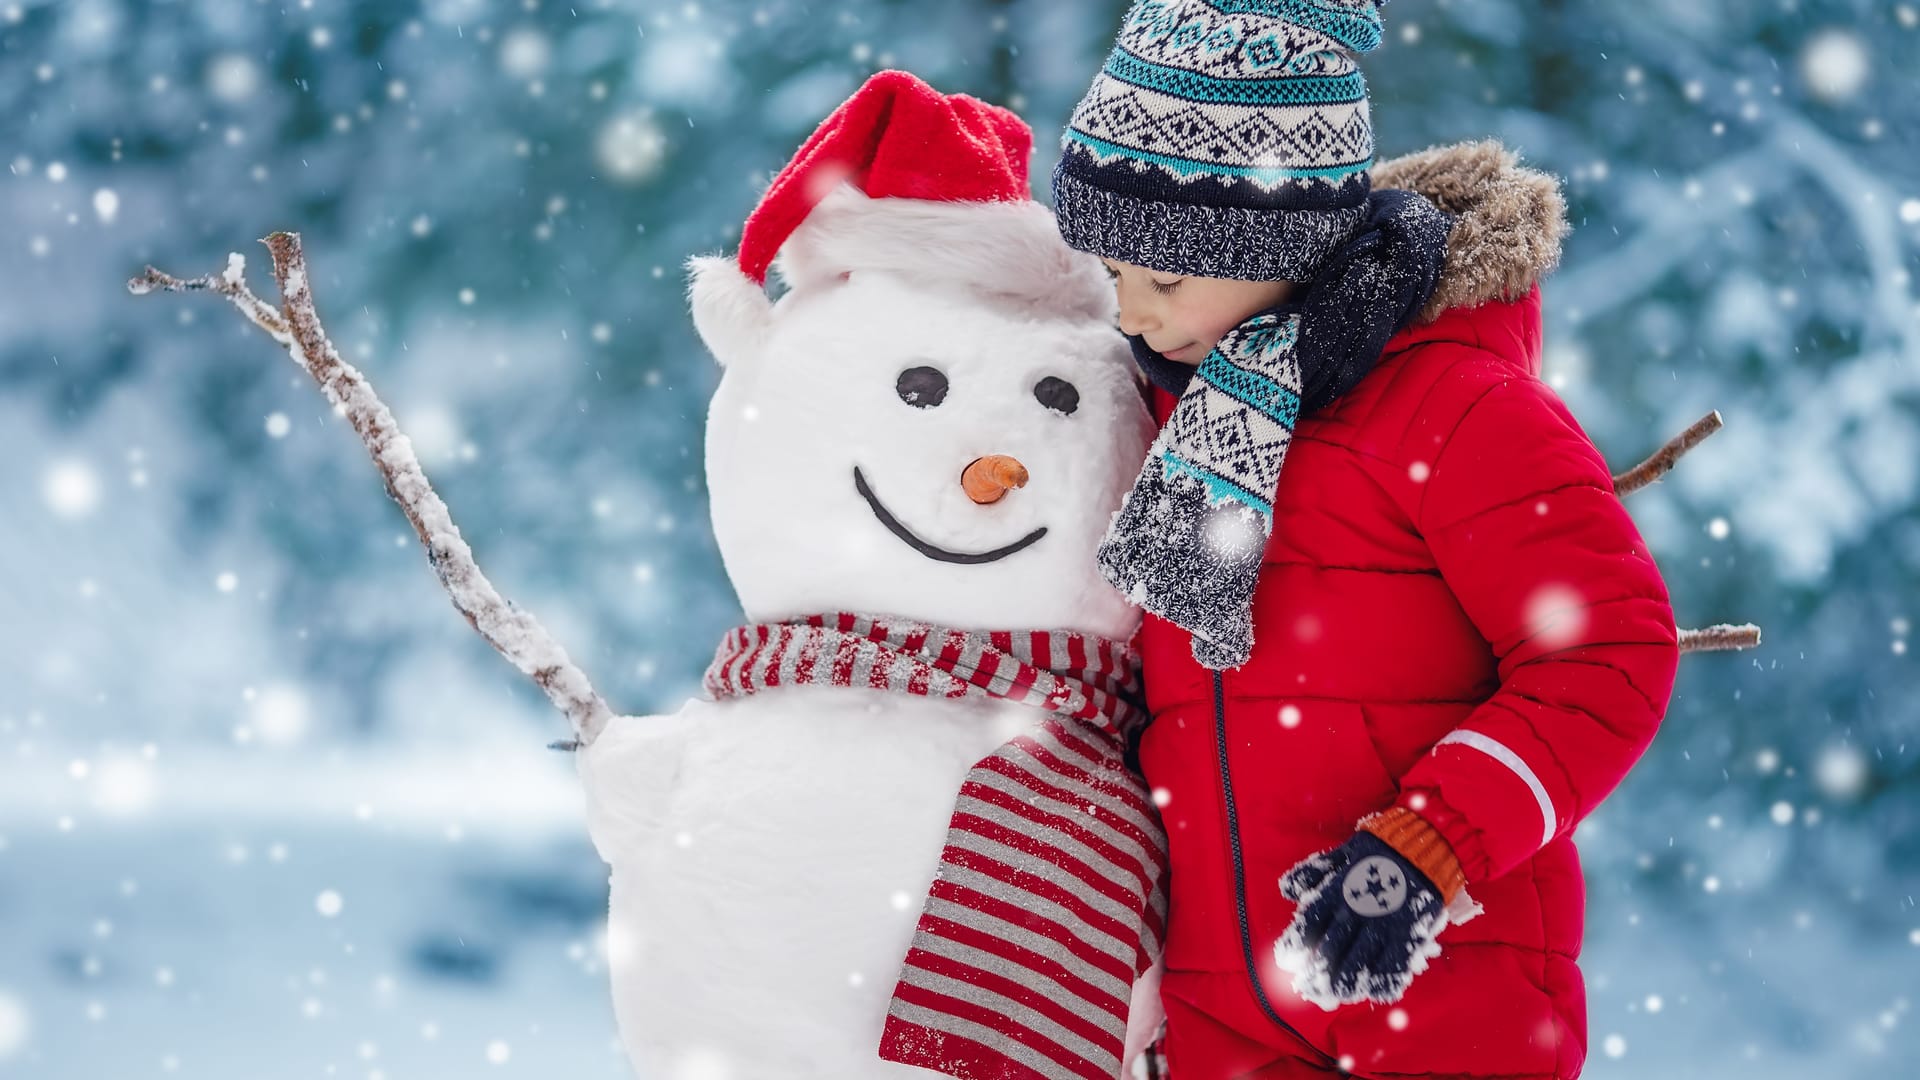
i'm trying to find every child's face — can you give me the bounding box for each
[1101,258,1296,366]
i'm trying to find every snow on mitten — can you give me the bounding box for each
[1274,807,1466,1008]
[1095,312,1304,670]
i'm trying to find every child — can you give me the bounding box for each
[1051,2,1680,1078]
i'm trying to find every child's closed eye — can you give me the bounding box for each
[1150,278,1183,295]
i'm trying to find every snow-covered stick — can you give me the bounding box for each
[128,253,293,342]
[128,233,616,748]
[1679,624,1763,654]
[1614,411,1724,497]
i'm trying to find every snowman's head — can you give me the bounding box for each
[688,186,1154,641]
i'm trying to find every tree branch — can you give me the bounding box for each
[129,234,615,747]
[129,254,292,342]
[1614,411,1724,497]
[1679,624,1763,654]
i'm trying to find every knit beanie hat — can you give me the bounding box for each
[1052,0,1387,282]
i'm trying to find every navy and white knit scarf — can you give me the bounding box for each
[704,613,1169,1080]
[1098,188,1451,669]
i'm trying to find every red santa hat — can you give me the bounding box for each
[688,72,1116,367]
[737,69,1034,284]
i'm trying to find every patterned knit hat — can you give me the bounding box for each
[1052,0,1387,282]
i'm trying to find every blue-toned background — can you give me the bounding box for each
[3,0,1917,1076]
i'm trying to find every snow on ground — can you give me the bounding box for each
[1,745,1912,1078]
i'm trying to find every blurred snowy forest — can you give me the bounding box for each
[2,0,1917,1076]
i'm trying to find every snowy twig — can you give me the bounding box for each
[129,255,292,342]
[1613,411,1724,497]
[1678,624,1763,654]
[128,234,616,747]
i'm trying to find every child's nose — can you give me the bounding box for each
[1116,303,1156,337]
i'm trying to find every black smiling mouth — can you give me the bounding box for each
[853,467,1048,565]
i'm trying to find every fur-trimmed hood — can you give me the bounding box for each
[1372,140,1570,325]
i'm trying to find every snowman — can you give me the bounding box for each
[576,72,1167,1080]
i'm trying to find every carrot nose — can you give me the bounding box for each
[961,455,1029,504]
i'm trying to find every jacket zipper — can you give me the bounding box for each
[1213,670,1341,1071]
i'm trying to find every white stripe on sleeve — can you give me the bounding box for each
[1436,729,1558,848]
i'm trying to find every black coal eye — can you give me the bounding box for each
[896,365,949,409]
[1034,376,1080,416]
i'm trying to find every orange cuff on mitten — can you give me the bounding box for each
[1360,806,1466,903]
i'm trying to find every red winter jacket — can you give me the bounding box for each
[1136,144,1680,1080]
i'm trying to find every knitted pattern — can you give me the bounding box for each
[1096,188,1450,671]
[1096,312,1304,670]
[1054,0,1390,281]
[1361,806,1467,903]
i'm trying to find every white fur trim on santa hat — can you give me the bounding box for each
[686,254,773,369]
[775,185,1116,324]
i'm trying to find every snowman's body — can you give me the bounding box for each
[579,160,1158,1075]
[582,688,1032,1077]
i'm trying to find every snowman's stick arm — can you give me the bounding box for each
[1679,625,1762,653]
[1602,410,1761,655]
[1613,410,1724,497]
[128,233,615,747]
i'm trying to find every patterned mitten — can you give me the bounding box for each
[1095,311,1304,670]
[1274,808,1465,1008]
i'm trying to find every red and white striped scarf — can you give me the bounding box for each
[705,613,1169,1080]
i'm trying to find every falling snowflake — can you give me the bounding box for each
[206,54,260,103]
[500,27,551,79]
[1815,744,1869,800]
[672,1048,733,1080]
[251,684,311,746]
[597,111,668,183]
[1524,585,1590,651]
[43,461,101,518]
[1801,29,1870,103]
